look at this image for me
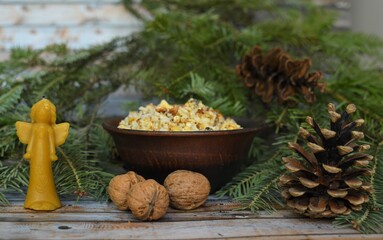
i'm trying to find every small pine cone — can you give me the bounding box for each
[236,46,325,105]
[279,103,373,218]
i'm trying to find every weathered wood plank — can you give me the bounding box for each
[0,209,304,223]
[1,193,380,239]
[0,4,140,27]
[1,201,244,214]
[0,218,360,240]
[229,235,383,240]
[2,195,285,213]
[0,196,258,214]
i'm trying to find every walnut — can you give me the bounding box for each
[164,170,211,210]
[108,171,145,210]
[127,179,169,221]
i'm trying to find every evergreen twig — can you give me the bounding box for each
[0,0,383,233]
[57,147,85,197]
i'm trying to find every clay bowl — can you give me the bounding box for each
[103,118,261,192]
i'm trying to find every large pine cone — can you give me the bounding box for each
[279,103,373,218]
[236,46,324,105]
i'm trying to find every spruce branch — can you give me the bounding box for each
[217,167,272,198]
[0,160,29,205]
[32,75,67,101]
[0,85,23,115]
[274,108,288,133]
[217,144,288,212]
[168,61,210,89]
[57,147,85,198]
[334,207,383,234]
[353,209,371,231]
[0,125,17,157]
[0,192,8,205]
[243,174,283,212]
[0,3,382,234]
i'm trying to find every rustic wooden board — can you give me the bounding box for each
[1,195,378,239]
[0,210,302,223]
[1,196,246,213]
[2,197,303,222]
[0,197,301,222]
[0,218,363,240]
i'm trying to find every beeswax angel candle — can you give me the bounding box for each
[16,98,70,211]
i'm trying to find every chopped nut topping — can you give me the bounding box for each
[118,98,242,131]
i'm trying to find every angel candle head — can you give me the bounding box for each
[16,98,70,211]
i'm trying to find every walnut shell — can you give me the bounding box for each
[127,179,169,221]
[108,171,145,210]
[164,170,211,210]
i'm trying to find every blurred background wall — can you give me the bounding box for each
[4,0,383,60]
[350,0,383,38]
[0,0,142,61]
[1,0,381,116]
[2,0,383,58]
[0,0,358,61]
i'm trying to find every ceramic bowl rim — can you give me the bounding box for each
[102,117,261,137]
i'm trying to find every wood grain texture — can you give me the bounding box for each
[1,195,379,239]
[0,219,362,240]
[0,210,301,223]
[2,197,244,213]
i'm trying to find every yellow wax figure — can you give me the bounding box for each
[15,98,70,211]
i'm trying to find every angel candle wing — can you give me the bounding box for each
[15,98,70,211]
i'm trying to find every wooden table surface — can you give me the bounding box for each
[1,194,382,240]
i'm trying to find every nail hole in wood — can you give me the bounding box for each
[58,226,71,230]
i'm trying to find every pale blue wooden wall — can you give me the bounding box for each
[0,0,350,116]
[0,0,142,61]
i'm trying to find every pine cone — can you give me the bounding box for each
[236,46,324,105]
[279,103,373,218]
